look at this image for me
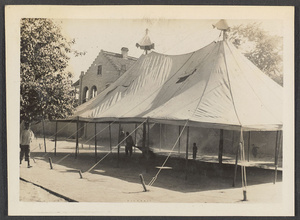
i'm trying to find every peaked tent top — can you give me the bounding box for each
[70,40,282,131]
[136,29,155,51]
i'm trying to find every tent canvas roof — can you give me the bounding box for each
[70,40,282,131]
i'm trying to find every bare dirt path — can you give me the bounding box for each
[19,138,282,203]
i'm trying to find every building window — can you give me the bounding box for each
[82,86,89,103]
[97,65,102,75]
[91,86,97,98]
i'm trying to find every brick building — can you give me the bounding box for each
[73,47,137,105]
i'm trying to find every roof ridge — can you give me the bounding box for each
[102,50,138,61]
[103,52,120,71]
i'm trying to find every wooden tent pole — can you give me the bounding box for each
[159,124,162,151]
[94,122,97,163]
[178,126,181,154]
[54,121,58,156]
[75,117,79,159]
[146,119,150,173]
[247,131,251,162]
[185,126,190,181]
[42,119,47,153]
[147,119,150,151]
[134,123,137,153]
[142,123,146,148]
[274,130,280,184]
[109,123,112,152]
[218,129,224,165]
[117,123,121,167]
[232,132,239,187]
[240,130,247,201]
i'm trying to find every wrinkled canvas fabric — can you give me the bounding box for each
[71,40,282,131]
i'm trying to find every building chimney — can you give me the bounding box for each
[121,47,129,59]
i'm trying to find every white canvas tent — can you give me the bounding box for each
[56,26,283,199]
[70,40,282,132]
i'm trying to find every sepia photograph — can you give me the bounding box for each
[6,5,294,216]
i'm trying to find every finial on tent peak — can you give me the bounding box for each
[212,19,230,31]
[136,28,155,55]
[213,19,230,41]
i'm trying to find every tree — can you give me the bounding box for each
[228,22,283,86]
[20,18,76,123]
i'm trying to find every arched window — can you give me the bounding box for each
[82,86,89,103]
[91,86,97,98]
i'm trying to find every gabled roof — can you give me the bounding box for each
[70,40,282,131]
[102,50,137,71]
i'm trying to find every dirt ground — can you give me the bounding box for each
[19,137,282,203]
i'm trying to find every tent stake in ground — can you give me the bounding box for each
[139,174,147,192]
[48,157,53,169]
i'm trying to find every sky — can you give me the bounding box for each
[57,19,283,81]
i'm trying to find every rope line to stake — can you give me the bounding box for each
[85,119,148,173]
[64,120,94,141]
[55,154,71,165]
[148,120,189,187]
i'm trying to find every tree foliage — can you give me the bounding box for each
[228,22,283,85]
[21,18,76,123]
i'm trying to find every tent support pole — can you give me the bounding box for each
[232,134,239,187]
[178,126,181,154]
[247,131,251,162]
[142,123,146,149]
[240,129,247,201]
[146,119,150,172]
[134,123,137,153]
[147,119,150,152]
[218,129,224,165]
[94,123,97,163]
[159,124,162,151]
[42,119,47,153]
[109,123,112,152]
[75,117,79,159]
[117,123,121,168]
[185,126,189,181]
[54,121,58,156]
[274,130,280,184]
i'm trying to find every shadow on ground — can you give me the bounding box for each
[31,147,282,194]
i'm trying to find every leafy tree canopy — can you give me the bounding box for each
[21,18,76,123]
[228,22,283,86]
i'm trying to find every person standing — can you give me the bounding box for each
[192,143,198,160]
[20,122,34,168]
[125,132,134,156]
